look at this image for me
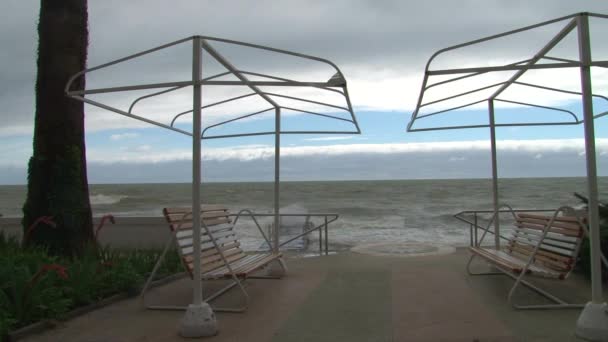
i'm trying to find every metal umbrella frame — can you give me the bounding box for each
[66,35,359,335]
[407,12,607,338]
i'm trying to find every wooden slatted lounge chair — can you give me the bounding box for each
[467,205,588,309]
[140,205,286,312]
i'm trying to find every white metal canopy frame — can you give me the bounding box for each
[406,12,608,340]
[65,35,359,336]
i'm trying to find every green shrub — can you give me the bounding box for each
[0,250,71,332]
[0,237,183,335]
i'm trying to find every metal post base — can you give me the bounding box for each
[575,302,608,341]
[178,303,218,338]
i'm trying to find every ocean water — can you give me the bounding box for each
[1,178,607,248]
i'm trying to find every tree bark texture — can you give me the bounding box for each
[23,0,94,256]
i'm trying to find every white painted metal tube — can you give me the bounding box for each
[274,107,281,254]
[488,100,500,249]
[577,14,604,304]
[191,36,203,306]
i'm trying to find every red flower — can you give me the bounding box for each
[28,263,69,289]
[23,216,56,244]
[41,263,69,280]
[95,214,116,240]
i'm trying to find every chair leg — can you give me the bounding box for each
[251,257,288,279]
[466,253,503,276]
[506,271,585,310]
[142,278,249,312]
[140,234,176,310]
[207,277,249,313]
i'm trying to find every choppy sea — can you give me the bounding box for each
[1,177,607,248]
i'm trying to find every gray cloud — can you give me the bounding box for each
[1,147,607,185]
[2,1,608,135]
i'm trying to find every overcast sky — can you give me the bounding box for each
[2,0,608,184]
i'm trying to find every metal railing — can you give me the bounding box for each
[454,207,566,247]
[231,209,338,256]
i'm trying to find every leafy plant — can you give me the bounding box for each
[0,256,71,330]
[573,192,608,283]
[62,247,104,306]
[0,234,183,336]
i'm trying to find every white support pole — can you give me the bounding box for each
[266,107,286,277]
[274,107,281,254]
[488,100,500,249]
[179,36,217,338]
[575,13,608,342]
[192,37,204,308]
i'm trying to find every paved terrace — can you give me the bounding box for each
[21,248,602,342]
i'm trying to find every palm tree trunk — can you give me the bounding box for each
[23,0,94,256]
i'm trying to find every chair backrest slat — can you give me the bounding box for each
[506,213,585,276]
[164,206,245,277]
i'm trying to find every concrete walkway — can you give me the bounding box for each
[21,249,596,341]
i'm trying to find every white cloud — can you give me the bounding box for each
[449,156,466,161]
[110,133,140,141]
[534,154,543,159]
[84,138,608,164]
[5,1,608,135]
[304,136,355,141]
[136,145,151,152]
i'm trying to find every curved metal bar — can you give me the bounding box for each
[513,81,608,104]
[202,130,360,140]
[278,214,339,248]
[280,106,354,123]
[238,71,345,95]
[409,121,579,132]
[65,36,193,94]
[489,19,578,100]
[542,55,580,64]
[423,14,579,75]
[201,40,279,109]
[70,95,192,137]
[202,131,276,140]
[494,99,580,122]
[421,82,506,108]
[594,110,608,120]
[203,71,233,81]
[417,99,487,119]
[282,130,360,134]
[342,86,361,133]
[171,93,259,127]
[408,13,581,131]
[128,85,186,114]
[407,13,608,132]
[263,92,349,112]
[428,61,581,76]
[425,59,531,91]
[232,209,272,248]
[476,203,518,246]
[70,80,193,96]
[200,36,344,79]
[201,107,274,137]
[129,73,235,115]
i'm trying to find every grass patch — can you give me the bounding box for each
[0,232,182,339]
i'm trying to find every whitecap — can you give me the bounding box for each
[90,194,128,205]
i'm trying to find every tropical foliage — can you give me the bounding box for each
[0,233,182,339]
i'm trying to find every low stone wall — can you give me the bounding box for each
[0,216,171,249]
